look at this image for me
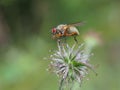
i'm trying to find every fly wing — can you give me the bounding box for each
[68,21,86,27]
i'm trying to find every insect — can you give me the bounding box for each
[51,22,85,43]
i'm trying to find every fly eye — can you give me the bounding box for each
[52,28,56,34]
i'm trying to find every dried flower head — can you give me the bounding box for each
[49,41,97,90]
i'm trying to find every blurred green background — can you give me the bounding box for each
[0,0,120,90]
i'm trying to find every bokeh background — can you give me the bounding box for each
[0,0,120,90]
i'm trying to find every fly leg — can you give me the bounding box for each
[74,36,78,44]
[57,39,61,46]
[64,36,67,44]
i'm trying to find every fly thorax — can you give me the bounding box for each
[56,24,66,30]
[56,24,66,34]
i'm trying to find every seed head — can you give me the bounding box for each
[49,41,96,90]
